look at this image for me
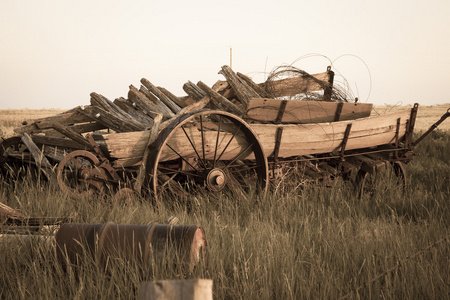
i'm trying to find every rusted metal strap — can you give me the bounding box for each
[273,127,284,162]
[334,102,344,122]
[275,100,288,124]
[340,123,352,158]
[412,107,450,147]
[394,118,401,159]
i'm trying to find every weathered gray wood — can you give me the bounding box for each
[182,81,206,101]
[197,81,244,116]
[159,96,211,131]
[21,133,58,187]
[141,78,181,114]
[51,122,93,149]
[32,134,88,150]
[114,97,154,127]
[68,121,107,134]
[90,92,146,129]
[78,105,145,132]
[158,86,188,108]
[40,145,70,163]
[14,107,93,135]
[139,279,213,300]
[237,72,271,98]
[138,85,175,119]
[134,113,163,194]
[127,86,165,120]
[218,65,260,107]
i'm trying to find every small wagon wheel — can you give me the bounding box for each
[0,136,31,176]
[146,110,269,203]
[356,161,407,200]
[56,150,103,197]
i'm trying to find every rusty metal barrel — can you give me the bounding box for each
[55,222,207,271]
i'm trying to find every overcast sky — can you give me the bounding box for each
[1,0,449,109]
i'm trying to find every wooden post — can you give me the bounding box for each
[134,113,163,194]
[139,279,213,300]
[197,81,244,116]
[141,78,181,114]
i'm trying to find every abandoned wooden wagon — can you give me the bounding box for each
[1,65,448,202]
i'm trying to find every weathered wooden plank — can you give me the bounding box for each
[78,105,145,132]
[245,99,372,123]
[51,122,93,149]
[137,85,175,119]
[182,81,206,102]
[219,65,260,107]
[158,86,188,108]
[197,81,244,116]
[14,107,92,134]
[32,134,88,150]
[114,97,154,128]
[141,78,181,114]
[260,71,330,98]
[237,72,271,98]
[90,93,147,129]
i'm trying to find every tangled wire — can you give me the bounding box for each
[264,65,355,103]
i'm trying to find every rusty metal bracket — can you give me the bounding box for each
[323,66,334,101]
[340,123,352,159]
[273,127,284,163]
[334,102,344,122]
[275,100,288,124]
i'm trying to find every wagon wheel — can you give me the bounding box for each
[56,150,103,197]
[0,136,31,176]
[146,110,269,203]
[356,161,407,200]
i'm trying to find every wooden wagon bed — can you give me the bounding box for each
[99,107,412,168]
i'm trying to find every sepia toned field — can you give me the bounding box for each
[0,103,449,299]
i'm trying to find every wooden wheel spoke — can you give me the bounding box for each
[157,166,203,178]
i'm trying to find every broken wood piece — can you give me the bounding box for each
[197,81,244,116]
[21,133,58,187]
[114,98,154,128]
[219,65,260,107]
[136,85,175,119]
[0,202,25,221]
[158,86,188,108]
[90,92,146,129]
[78,105,145,132]
[237,72,271,98]
[51,122,93,149]
[134,113,163,194]
[159,96,211,131]
[141,78,181,114]
[183,81,206,102]
[32,134,88,150]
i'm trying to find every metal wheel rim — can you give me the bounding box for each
[146,110,268,203]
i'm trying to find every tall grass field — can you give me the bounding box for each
[0,105,449,299]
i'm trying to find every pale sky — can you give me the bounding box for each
[1,0,449,109]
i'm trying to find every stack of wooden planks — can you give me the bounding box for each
[9,65,372,166]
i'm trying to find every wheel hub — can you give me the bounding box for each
[206,168,226,191]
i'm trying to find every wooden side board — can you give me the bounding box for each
[101,108,412,167]
[245,99,373,123]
